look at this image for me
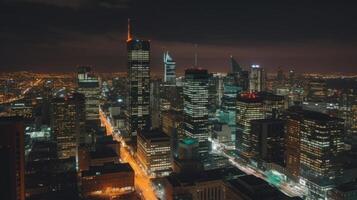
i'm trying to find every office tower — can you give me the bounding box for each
[77,66,100,124]
[276,67,285,85]
[306,78,327,102]
[299,110,344,199]
[183,68,209,158]
[236,93,265,158]
[231,55,242,74]
[230,56,249,91]
[284,107,302,180]
[127,19,151,136]
[160,84,184,112]
[208,73,220,115]
[163,51,176,85]
[0,117,25,200]
[259,92,286,119]
[250,119,285,166]
[288,69,296,85]
[219,73,242,145]
[137,129,172,177]
[249,65,266,92]
[150,79,161,128]
[51,93,85,159]
[162,110,184,158]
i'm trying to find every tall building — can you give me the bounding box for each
[162,110,184,158]
[236,93,265,159]
[229,56,249,91]
[299,110,344,199]
[284,107,302,179]
[249,65,266,92]
[250,119,285,166]
[137,129,172,177]
[0,117,25,200]
[127,19,151,136]
[51,93,85,159]
[306,78,327,102]
[276,67,285,85]
[231,55,242,74]
[163,51,176,85]
[150,79,161,128]
[77,66,100,124]
[183,68,209,158]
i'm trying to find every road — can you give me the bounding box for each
[100,110,158,200]
[211,138,307,198]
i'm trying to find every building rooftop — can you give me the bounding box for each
[237,93,263,103]
[227,175,294,199]
[167,167,245,187]
[90,146,117,159]
[138,129,170,141]
[82,163,133,177]
[287,106,342,122]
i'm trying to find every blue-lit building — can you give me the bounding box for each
[163,51,176,85]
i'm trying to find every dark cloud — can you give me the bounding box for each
[0,0,357,73]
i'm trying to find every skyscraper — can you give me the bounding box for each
[127,19,151,136]
[284,107,302,179]
[250,119,285,166]
[230,55,242,74]
[249,65,266,92]
[229,56,249,91]
[299,110,344,199]
[236,93,265,159]
[137,129,172,177]
[0,117,25,200]
[183,68,209,158]
[77,66,100,124]
[163,51,176,85]
[51,93,85,159]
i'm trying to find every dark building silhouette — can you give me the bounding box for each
[0,117,25,200]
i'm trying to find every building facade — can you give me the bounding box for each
[236,93,265,159]
[183,68,209,158]
[51,93,85,159]
[127,36,151,136]
[137,129,172,177]
[249,65,266,92]
[77,66,100,124]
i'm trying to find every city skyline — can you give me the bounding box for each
[1,1,357,73]
[2,1,357,200]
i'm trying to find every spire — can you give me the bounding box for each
[127,18,132,41]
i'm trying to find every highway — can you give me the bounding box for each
[100,110,158,200]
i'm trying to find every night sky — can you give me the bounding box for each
[1,0,357,74]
